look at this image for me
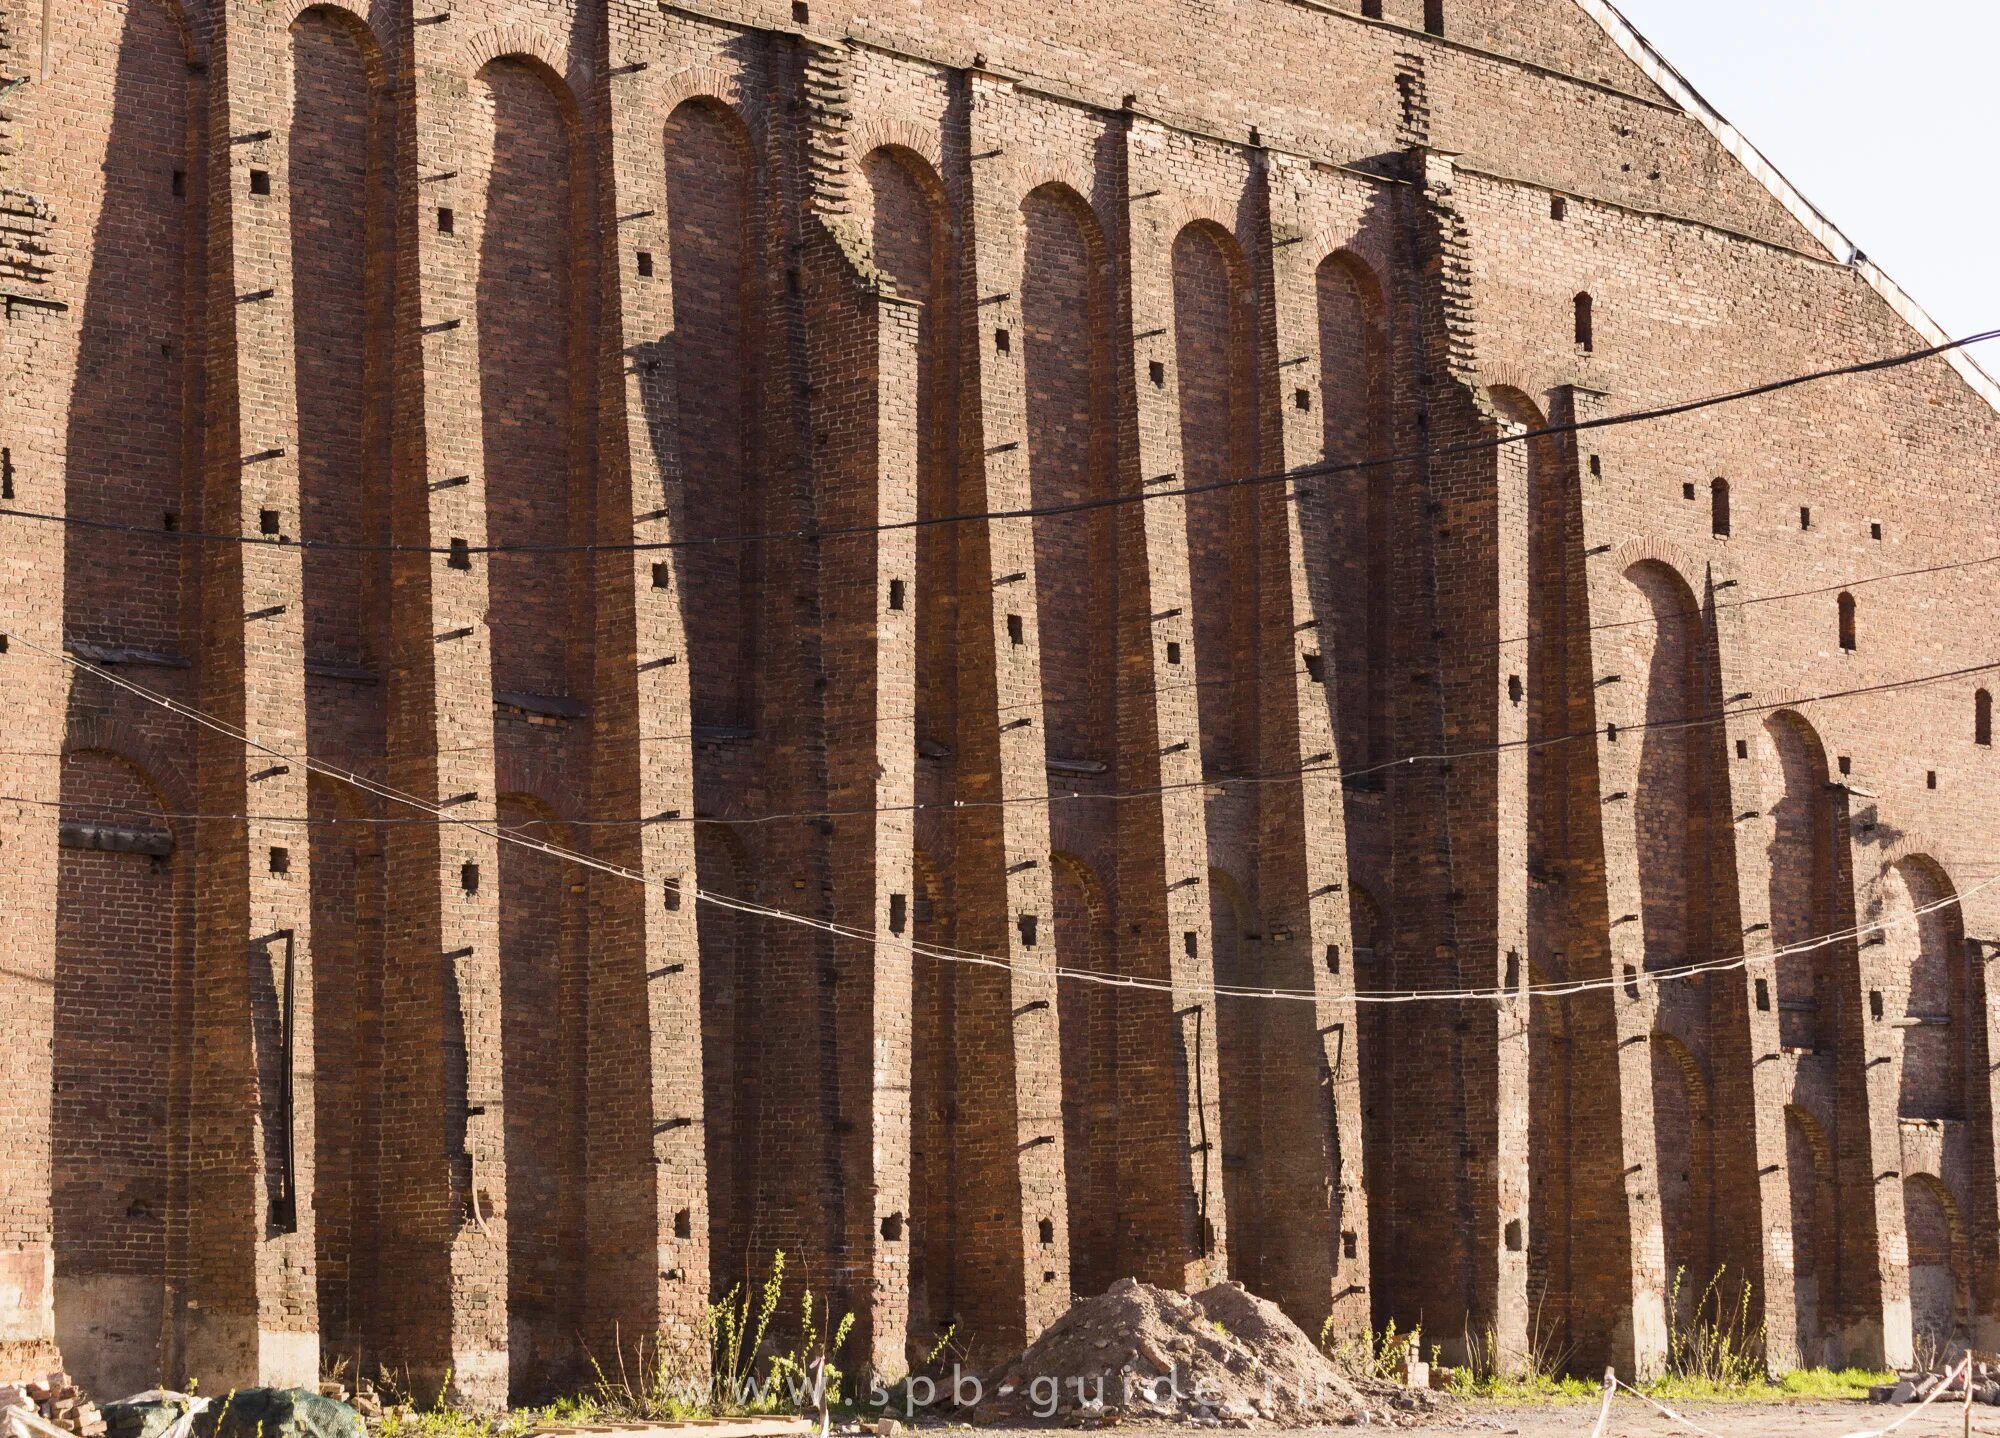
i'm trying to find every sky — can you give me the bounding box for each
[1609,0,2000,343]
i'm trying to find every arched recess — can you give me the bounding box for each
[53,750,185,1398]
[1022,183,1117,768]
[476,56,590,707]
[1313,251,1391,769]
[1903,1172,1970,1358]
[1349,881,1396,1323]
[1765,711,1836,1052]
[1623,560,1710,979]
[1207,867,1265,1290]
[906,845,954,1357]
[695,821,758,1297]
[288,9,394,1367]
[666,97,763,733]
[1784,1104,1835,1368]
[64,0,200,659]
[306,772,386,1367]
[1173,220,1259,777]
[1051,851,1116,1298]
[1651,1030,1714,1324]
[1885,856,1965,1122]
[1525,958,1575,1365]
[495,795,587,1400]
[859,147,956,752]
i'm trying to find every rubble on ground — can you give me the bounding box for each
[0,1374,106,1438]
[968,1277,1442,1427]
[1874,1357,2000,1406]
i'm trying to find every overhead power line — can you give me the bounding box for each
[1,634,1984,1010]
[4,329,1995,559]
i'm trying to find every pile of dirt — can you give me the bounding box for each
[970,1278,1428,1427]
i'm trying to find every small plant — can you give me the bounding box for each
[1322,1316,1423,1384]
[1662,1266,1766,1391]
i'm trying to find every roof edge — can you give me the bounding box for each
[1571,0,2000,413]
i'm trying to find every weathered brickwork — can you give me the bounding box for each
[5,0,2000,1406]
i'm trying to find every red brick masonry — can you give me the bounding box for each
[3,0,1996,1408]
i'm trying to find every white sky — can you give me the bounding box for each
[1609,0,2000,342]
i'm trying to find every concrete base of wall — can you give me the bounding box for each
[54,1274,160,1399]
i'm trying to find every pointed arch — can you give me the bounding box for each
[1023,182,1117,766]
[1173,219,1259,777]
[1315,249,1391,767]
[668,96,764,731]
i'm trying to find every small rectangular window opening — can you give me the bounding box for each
[1800,505,1812,531]
[637,250,654,277]
[1183,931,1198,958]
[163,512,179,532]
[995,328,1011,353]
[1755,978,1770,1012]
[1574,291,1594,352]
[1304,652,1326,683]
[438,207,455,235]
[1294,388,1312,412]
[461,861,480,895]
[1869,989,1884,1021]
[664,877,683,912]
[1838,755,1852,777]
[1505,950,1520,989]
[1870,521,1884,541]
[1682,482,1696,501]
[652,562,670,590]
[889,893,908,935]
[1,447,13,500]
[269,846,290,874]
[249,169,271,196]
[1927,770,1938,791]
[1504,1219,1523,1252]
[1736,738,1749,760]
[888,578,905,611]
[1423,0,1444,35]
[792,0,809,22]
[1017,913,1038,948]
[1588,454,1602,477]
[1006,613,1024,647]
[1149,360,1165,387]
[1165,641,1181,666]
[259,508,281,536]
[1550,195,1567,221]
[1326,944,1341,974]
[1361,0,1381,16]
[172,169,188,198]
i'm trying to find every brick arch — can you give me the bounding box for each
[1487,381,1547,428]
[1008,162,1101,222]
[1903,1171,1972,1352]
[850,119,943,177]
[659,65,760,124]
[1151,194,1245,249]
[1869,833,1969,891]
[492,750,577,819]
[456,25,575,88]
[1174,216,1258,776]
[59,720,192,818]
[1610,539,1707,597]
[286,3,389,87]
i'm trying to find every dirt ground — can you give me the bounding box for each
[977,1399,1994,1438]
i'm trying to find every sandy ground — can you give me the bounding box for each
[975,1398,1996,1438]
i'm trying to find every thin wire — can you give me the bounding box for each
[8,328,1996,559]
[4,634,1984,1010]
[19,651,1999,830]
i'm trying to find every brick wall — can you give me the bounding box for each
[6,0,2000,1401]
